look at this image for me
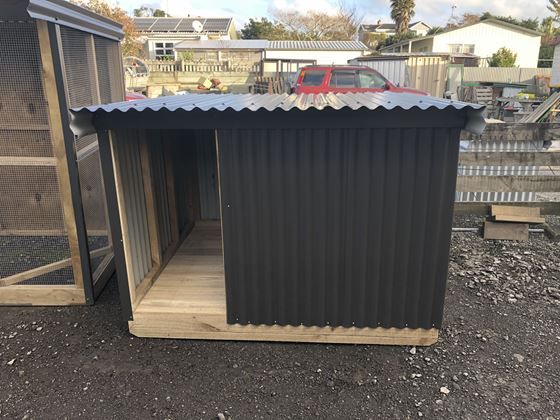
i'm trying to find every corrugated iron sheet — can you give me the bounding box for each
[71,92,482,113]
[112,129,152,286]
[267,40,367,51]
[348,58,409,87]
[218,126,461,329]
[463,67,551,84]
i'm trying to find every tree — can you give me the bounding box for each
[548,0,560,21]
[390,0,415,36]
[133,6,168,17]
[270,3,361,41]
[240,18,288,40]
[72,0,142,57]
[426,26,444,35]
[480,12,539,30]
[377,31,418,50]
[489,47,517,67]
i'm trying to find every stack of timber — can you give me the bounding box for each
[484,205,545,241]
[250,77,286,94]
[518,91,560,123]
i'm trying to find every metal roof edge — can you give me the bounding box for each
[27,0,123,40]
[70,93,486,137]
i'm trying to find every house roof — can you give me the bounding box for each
[133,17,232,34]
[175,39,267,50]
[360,21,431,32]
[174,40,368,51]
[70,92,485,137]
[267,40,368,51]
[380,18,542,51]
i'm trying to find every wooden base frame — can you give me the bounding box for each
[0,285,86,306]
[129,222,438,346]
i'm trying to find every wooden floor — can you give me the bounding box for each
[130,221,438,345]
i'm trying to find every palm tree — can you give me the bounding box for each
[390,0,416,36]
[549,0,560,21]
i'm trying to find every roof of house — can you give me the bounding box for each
[267,40,368,51]
[175,39,267,50]
[380,18,542,51]
[133,17,232,33]
[360,21,431,32]
[70,92,485,137]
[174,40,368,51]
[3,0,123,40]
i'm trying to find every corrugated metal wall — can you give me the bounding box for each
[457,140,541,202]
[350,57,447,96]
[147,130,173,255]
[463,67,551,84]
[218,126,461,329]
[349,59,409,87]
[196,131,220,220]
[112,129,152,286]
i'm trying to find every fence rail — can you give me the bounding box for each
[455,122,560,215]
[145,60,261,73]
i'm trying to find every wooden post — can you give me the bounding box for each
[164,131,179,244]
[36,20,90,297]
[139,133,162,266]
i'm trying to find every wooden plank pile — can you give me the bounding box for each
[484,205,545,241]
[518,91,560,123]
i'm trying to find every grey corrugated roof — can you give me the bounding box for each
[132,17,232,33]
[267,40,368,51]
[70,92,485,136]
[174,39,267,50]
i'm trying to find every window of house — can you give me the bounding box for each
[301,70,326,86]
[329,71,357,88]
[155,42,175,60]
[448,44,475,54]
[358,70,387,88]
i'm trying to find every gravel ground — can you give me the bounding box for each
[0,217,559,419]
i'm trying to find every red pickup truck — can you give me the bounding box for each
[292,65,427,95]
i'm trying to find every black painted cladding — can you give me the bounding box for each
[218,126,461,329]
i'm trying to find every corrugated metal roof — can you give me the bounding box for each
[174,39,267,50]
[267,40,368,51]
[70,92,485,136]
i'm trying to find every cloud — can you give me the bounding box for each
[118,0,550,27]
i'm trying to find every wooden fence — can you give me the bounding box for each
[456,122,560,215]
[145,60,261,74]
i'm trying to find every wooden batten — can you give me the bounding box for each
[163,133,179,244]
[139,134,162,266]
[36,20,85,291]
[0,286,86,306]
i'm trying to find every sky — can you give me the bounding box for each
[113,0,552,28]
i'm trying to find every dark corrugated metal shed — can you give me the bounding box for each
[71,92,484,345]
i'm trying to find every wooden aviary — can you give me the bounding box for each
[0,1,123,305]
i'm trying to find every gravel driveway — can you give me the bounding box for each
[1,216,559,419]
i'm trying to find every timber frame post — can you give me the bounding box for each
[98,130,133,321]
[38,20,94,304]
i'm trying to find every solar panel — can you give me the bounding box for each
[133,18,156,31]
[175,18,197,32]
[150,18,182,32]
[203,18,230,32]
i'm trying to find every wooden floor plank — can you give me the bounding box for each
[131,221,438,345]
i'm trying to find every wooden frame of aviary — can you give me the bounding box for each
[0,1,124,305]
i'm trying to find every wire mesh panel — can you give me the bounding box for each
[60,27,118,286]
[94,35,124,103]
[0,20,73,286]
